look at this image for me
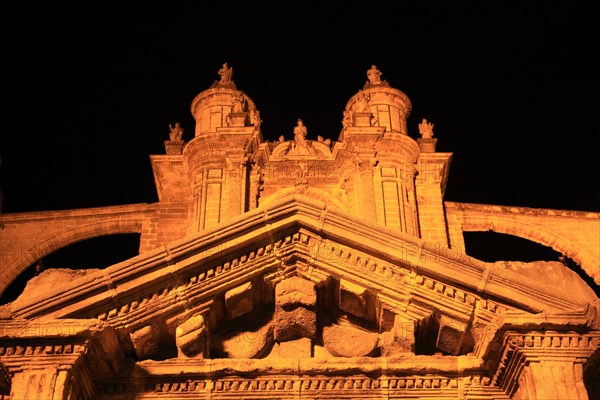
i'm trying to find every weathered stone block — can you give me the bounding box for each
[225,281,254,319]
[436,315,467,355]
[273,277,317,341]
[176,314,208,359]
[417,137,437,153]
[130,325,159,360]
[273,304,316,341]
[275,276,316,308]
[323,323,378,357]
[353,112,373,127]
[339,279,368,318]
[164,140,184,155]
[226,112,248,127]
[220,323,273,359]
[278,337,312,358]
[379,317,415,356]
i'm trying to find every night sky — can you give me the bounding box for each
[1,2,598,297]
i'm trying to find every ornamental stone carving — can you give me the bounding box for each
[1,64,598,399]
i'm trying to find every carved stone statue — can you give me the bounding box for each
[356,91,371,113]
[232,94,246,113]
[418,118,435,138]
[364,65,389,88]
[367,65,382,85]
[294,119,307,142]
[250,109,261,129]
[168,122,184,141]
[289,119,314,156]
[211,62,236,89]
[218,62,233,83]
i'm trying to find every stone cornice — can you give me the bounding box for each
[137,354,486,375]
[475,307,597,359]
[8,195,595,325]
[102,356,511,399]
[0,318,124,397]
[491,330,600,396]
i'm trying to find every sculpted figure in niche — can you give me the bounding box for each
[356,91,371,113]
[418,118,435,138]
[168,122,184,141]
[218,62,233,83]
[232,94,246,113]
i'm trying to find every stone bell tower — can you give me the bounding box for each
[339,65,422,235]
[184,63,262,233]
[144,64,452,253]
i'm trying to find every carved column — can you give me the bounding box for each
[494,331,600,400]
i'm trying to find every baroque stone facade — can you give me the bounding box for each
[1,65,599,399]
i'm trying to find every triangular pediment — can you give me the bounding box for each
[7,194,596,363]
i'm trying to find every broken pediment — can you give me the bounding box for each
[5,193,596,370]
[270,139,334,160]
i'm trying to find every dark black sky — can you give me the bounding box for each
[2,2,598,214]
[1,1,599,287]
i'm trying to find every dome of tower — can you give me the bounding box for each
[342,65,412,135]
[190,63,260,137]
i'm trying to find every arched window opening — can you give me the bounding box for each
[0,233,140,305]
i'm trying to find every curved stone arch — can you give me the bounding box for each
[0,219,144,296]
[461,216,594,279]
[259,187,349,213]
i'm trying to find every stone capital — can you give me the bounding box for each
[0,318,124,399]
[493,330,600,399]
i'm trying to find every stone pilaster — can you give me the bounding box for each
[415,152,453,246]
[357,160,378,223]
[0,319,124,400]
[372,162,420,236]
[493,331,600,399]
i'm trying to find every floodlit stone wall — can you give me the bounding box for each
[0,65,598,399]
